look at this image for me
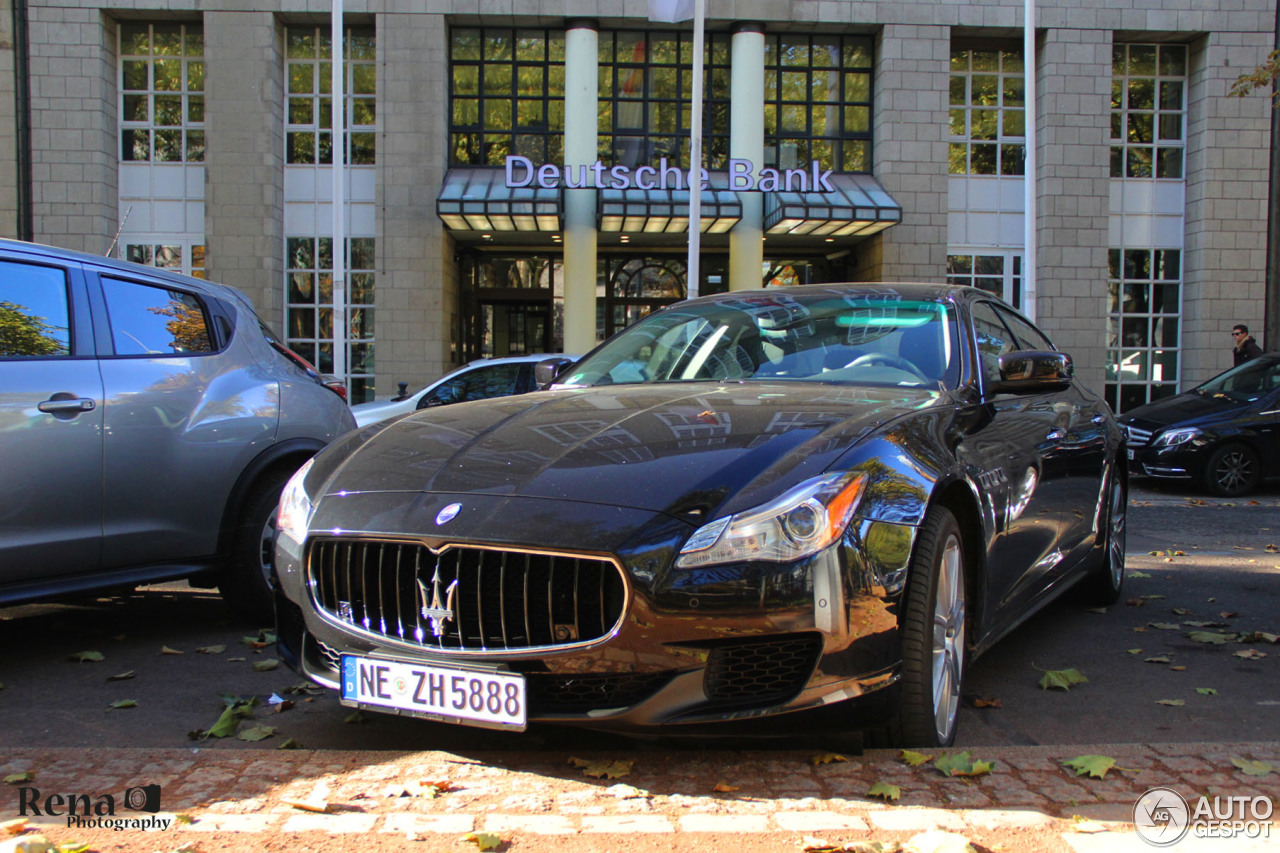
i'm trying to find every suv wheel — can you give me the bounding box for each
[220,470,290,624]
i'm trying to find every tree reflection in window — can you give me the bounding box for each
[0,302,70,357]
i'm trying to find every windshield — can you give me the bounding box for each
[1195,357,1280,402]
[560,293,958,391]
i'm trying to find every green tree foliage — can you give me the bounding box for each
[0,301,68,357]
[1229,51,1280,101]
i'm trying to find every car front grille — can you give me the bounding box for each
[703,634,823,705]
[1122,423,1154,448]
[307,538,628,653]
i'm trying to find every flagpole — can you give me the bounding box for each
[331,0,346,378]
[1023,0,1036,319]
[686,0,705,299]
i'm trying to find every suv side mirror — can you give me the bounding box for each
[990,351,1073,394]
[535,357,576,388]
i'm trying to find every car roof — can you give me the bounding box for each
[685,281,997,307]
[0,237,246,305]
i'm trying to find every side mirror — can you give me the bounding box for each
[990,351,1073,394]
[535,357,576,388]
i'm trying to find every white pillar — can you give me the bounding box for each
[729,24,765,291]
[563,21,599,354]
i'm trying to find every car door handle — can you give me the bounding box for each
[1045,429,1065,441]
[38,396,96,414]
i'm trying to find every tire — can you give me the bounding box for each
[892,506,967,747]
[1079,469,1127,606]
[219,470,290,624]
[1202,443,1261,497]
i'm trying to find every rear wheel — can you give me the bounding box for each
[1079,469,1126,605]
[892,506,967,747]
[1202,443,1260,497]
[219,471,290,624]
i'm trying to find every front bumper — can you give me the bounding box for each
[1127,442,1203,479]
[274,491,915,733]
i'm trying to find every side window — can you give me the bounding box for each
[418,375,467,408]
[0,260,72,357]
[970,302,1016,386]
[469,363,526,400]
[997,306,1055,351]
[101,277,214,355]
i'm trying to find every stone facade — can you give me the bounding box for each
[1,0,1275,399]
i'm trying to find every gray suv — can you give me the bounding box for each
[0,238,356,620]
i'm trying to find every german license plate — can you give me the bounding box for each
[340,655,526,729]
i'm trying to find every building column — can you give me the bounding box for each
[562,20,598,354]
[1036,28,1112,388]
[728,23,764,291]
[203,12,284,317]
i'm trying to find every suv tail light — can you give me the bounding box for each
[269,341,348,402]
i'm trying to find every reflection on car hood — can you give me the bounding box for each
[319,382,939,518]
[1121,390,1252,429]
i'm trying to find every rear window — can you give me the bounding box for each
[101,277,214,355]
[0,260,72,357]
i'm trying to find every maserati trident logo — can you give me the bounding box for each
[435,503,462,525]
[416,569,458,638]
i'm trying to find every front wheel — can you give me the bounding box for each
[1079,469,1127,605]
[219,470,291,624]
[892,506,967,747]
[1202,443,1260,497]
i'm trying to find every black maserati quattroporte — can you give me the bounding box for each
[273,283,1126,746]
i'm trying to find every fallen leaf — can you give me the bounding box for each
[160,645,184,655]
[1149,622,1180,630]
[1219,611,1238,619]
[1231,757,1273,777]
[972,697,1002,709]
[810,752,849,766]
[107,699,137,710]
[1171,608,1191,616]
[1070,816,1109,833]
[1240,631,1279,644]
[1196,688,1218,695]
[1155,699,1185,706]
[68,651,103,663]
[277,738,302,750]
[1142,594,1166,600]
[344,710,367,724]
[867,780,901,801]
[934,751,994,777]
[55,843,92,853]
[1186,631,1233,644]
[106,670,136,681]
[252,659,280,672]
[900,749,933,766]
[237,724,276,742]
[712,781,739,793]
[1062,755,1116,779]
[1170,665,1187,671]
[196,645,226,655]
[1126,598,1145,607]
[1083,607,1108,614]
[1234,649,1267,660]
[283,798,329,814]
[1126,648,1143,655]
[1144,656,1172,664]
[1,818,28,835]
[1038,668,1088,690]
[1130,571,1152,578]
[463,832,504,851]
[568,757,634,779]
[4,772,35,785]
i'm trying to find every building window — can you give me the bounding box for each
[1106,247,1181,412]
[119,23,204,163]
[124,242,206,279]
[1110,44,1186,179]
[598,30,731,170]
[948,46,1024,176]
[764,34,873,173]
[284,236,376,403]
[450,28,565,167]
[286,27,377,165]
[947,252,1022,309]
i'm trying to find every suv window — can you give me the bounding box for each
[101,277,214,355]
[0,260,72,357]
[997,306,1055,351]
[418,362,528,408]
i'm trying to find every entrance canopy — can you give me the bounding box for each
[764,173,901,237]
[437,169,561,233]
[599,186,741,234]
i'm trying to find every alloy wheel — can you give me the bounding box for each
[931,533,965,742]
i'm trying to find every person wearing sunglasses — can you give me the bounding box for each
[1231,324,1263,365]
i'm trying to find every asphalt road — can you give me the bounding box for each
[1,480,1277,753]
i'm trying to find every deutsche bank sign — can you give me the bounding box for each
[504,155,836,193]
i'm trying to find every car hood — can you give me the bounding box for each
[1121,390,1256,429]
[317,382,940,519]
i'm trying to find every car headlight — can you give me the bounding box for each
[676,472,868,569]
[277,457,316,544]
[1153,427,1201,447]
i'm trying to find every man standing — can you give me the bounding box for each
[1232,324,1263,365]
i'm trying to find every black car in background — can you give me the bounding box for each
[272,284,1126,747]
[1119,353,1280,497]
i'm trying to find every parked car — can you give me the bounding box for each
[351,354,579,428]
[273,283,1125,746]
[1119,353,1280,497]
[0,238,356,620]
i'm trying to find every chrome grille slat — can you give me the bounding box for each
[308,538,627,654]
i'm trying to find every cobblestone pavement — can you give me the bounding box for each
[2,742,1277,852]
